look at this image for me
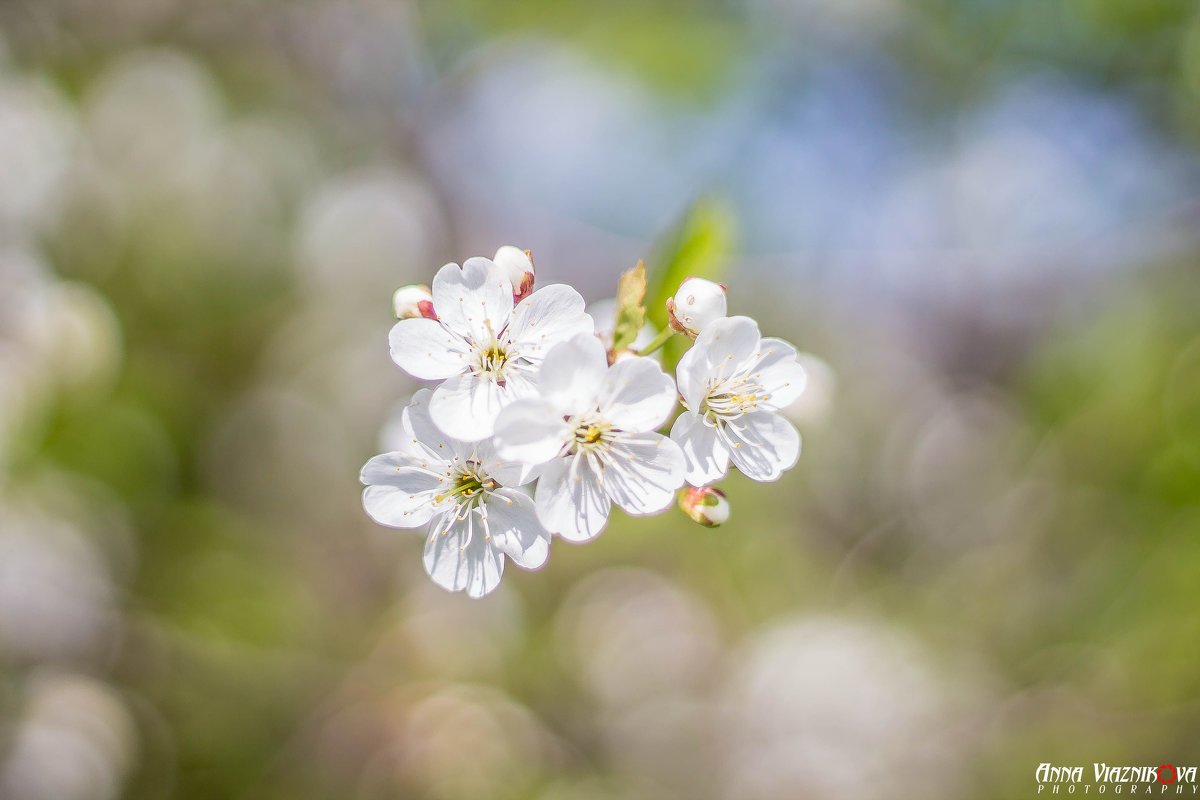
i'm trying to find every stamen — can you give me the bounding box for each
[460,513,475,552]
[698,372,777,454]
[475,335,510,379]
[568,412,618,457]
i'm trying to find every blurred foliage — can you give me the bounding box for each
[418,0,751,103]
[645,198,733,327]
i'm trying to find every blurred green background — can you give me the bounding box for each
[1,0,1199,798]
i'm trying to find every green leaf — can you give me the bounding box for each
[645,196,735,327]
[611,261,647,353]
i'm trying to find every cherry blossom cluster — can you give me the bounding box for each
[361,248,807,597]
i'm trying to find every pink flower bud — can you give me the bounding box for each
[392,284,436,320]
[667,277,727,337]
[678,486,730,527]
[494,245,536,302]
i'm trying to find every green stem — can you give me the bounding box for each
[634,326,677,357]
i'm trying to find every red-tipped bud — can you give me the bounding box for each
[678,486,730,527]
[393,284,437,320]
[494,245,536,302]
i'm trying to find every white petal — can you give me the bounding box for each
[388,318,470,380]
[493,397,571,468]
[360,455,444,528]
[534,454,611,542]
[379,393,433,460]
[429,373,508,442]
[504,284,593,361]
[535,334,608,413]
[404,389,472,461]
[603,433,686,515]
[423,510,505,598]
[752,336,798,371]
[485,489,551,570]
[752,337,808,410]
[498,365,539,401]
[723,411,801,482]
[431,258,514,343]
[598,356,678,432]
[467,369,542,463]
[675,344,708,411]
[670,412,731,487]
[696,315,761,380]
[363,485,437,528]
[470,437,545,487]
[489,461,542,488]
[360,452,440,487]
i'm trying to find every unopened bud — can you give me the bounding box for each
[678,486,729,527]
[667,277,727,337]
[494,245,536,302]
[393,284,436,320]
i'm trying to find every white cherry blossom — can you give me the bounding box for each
[493,334,685,542]
[388,257,593,441]
[671,316,806,486]
[361,390,551,598]
[366,245,823,597]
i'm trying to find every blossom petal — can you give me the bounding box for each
[723,411,801,482]
[423,510,505,598]
[493,397,571,470]
[504,283,593,362]
[499,365,539,401]
[388,318,470,381]
[360,456,444,528]
[429,373,508,442]
[752,337,808,410]
[431,258,513,343]
[378,399,430,460]
[360,452,440,486]
[697,315,761,380]
[603,433,686,515]
[675,344,708,411]
[598,356,678,432]
[400,388,475,463]
[362,485,437,528]
[535,454,611,542]
[465,437,541,488]
[485,489,551,570]
[536,334,608,413]
[670,411,731,487]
